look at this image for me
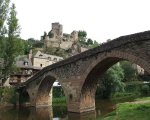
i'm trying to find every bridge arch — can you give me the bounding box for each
[36,72,66,107]
[79,50,150,112]
[17,31,150,113]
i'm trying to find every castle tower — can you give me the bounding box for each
[58,24,63,38]
[71,31,78,42]
[51,22,63,39]
[44,35,50,48]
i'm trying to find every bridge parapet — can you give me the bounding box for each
[15,31,150,113]
[17,31,150,88]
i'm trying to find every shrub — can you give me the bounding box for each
[48,32,54,38]
[53,86,65,98]
[141,85,149,94]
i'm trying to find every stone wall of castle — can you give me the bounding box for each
[42,22,79,49]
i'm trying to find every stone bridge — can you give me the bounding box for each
[16,31,150,113]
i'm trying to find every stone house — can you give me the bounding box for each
[32,50,63,68]
[9,55,33,85]
[132,63,144,75]
[9,50,63,85]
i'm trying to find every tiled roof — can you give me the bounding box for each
[15,55,33,68]
[32,50,63,60]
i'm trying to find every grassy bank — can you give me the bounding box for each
[111,92,141,100]
[98,97,150,120]
[52,97,66,106]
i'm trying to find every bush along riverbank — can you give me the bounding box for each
[0,87,16,108]
[98,97,150,120]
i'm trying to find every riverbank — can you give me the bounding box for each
[52,97,66,106]
[98,97,150,120]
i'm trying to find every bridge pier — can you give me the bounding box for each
[62,78,96,113]
[67,101,95,113]
[17,31,150,113]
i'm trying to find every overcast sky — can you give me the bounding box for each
[11,0,150,43]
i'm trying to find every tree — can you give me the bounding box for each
[120,61,137,81]
[78,30,87,38]
[43,31,47,39]
[78,30,87,45]
[32,41,44,48]
[45,45,57,55]
[48,32,54,38]
[2,3,24,83]
[88,40,100,49]
[96,63,125,99]
[87,38,93,45]
[0,0,10,58]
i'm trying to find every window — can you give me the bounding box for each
[48,57,51,60]
[39,54,43,57]
[25,70,28,74]
[54,58,57,61]
[40,64,43,67]
[24,61,28,66]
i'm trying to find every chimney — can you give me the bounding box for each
[27,49,32,60]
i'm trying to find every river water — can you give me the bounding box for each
[0,96,141,120]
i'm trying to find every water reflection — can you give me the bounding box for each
[95,99,117,117]
[0,96,140,120]
[67,111,96,120]
[0,107,30,120]
[53,106,67,118]
[28,107,53,120]
[0,106,96,120]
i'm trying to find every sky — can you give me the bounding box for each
[11,0,150,43]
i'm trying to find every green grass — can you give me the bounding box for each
[111,92,140,100]
[136,97,150,101]
[52,97,66,103]
[52,97,66,106]
[97,97,150,120]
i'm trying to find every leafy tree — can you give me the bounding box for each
[45,45,57,55]
[88,40,100,48]
[96,63,125,99]
[87,38,93,45]
[2,3,24,84]
[78,30,87,38]
[0,0,10,58]
[78,30,87,45]
[79,37,86,45]
[43,31,47,39]
[120,61,137,81]
[32,41,44,48]
[27,38,36,44]
[48,32,54,38]
[54,48,66,58]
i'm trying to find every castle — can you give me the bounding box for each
[41,22,87,53]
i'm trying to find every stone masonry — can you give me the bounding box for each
[16,31,150,113]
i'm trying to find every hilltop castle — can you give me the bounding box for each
[41,22,87,53]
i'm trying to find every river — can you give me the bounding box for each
[0,96,143,120]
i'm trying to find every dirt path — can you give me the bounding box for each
[132,100,150,104]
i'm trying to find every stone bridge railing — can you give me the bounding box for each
[16,30,150,88]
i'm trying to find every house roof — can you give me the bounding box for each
[32,50,63,61]
[15,55,33,68]
[32,50,47,59]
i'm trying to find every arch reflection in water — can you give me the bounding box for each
[0,107,30,120]
[28,106,53,120]
[67,110,96,120]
